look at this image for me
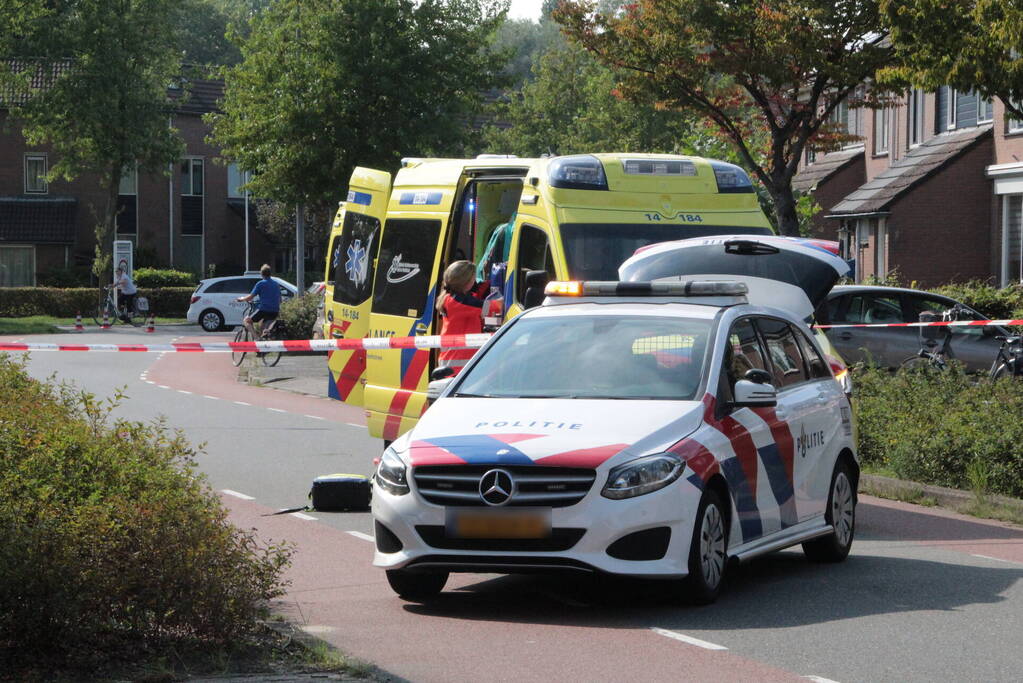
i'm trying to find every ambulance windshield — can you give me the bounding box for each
[560,223,772,281]
[454,314,712,400]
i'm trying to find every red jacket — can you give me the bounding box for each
[438,283,487,371]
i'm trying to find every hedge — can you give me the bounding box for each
[0,287,194,318]
[278,293,320,340]
[854,364,1023,498]
[133,267,197,288]
[0,354,292,668]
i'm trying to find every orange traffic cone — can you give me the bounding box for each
[74,311,84,332]
[100,311,111,330]
[145,314,155,333]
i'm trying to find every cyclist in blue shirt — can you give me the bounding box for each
[236,264,281,340]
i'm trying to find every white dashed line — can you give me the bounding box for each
[305,415,325,420]
[971,554,1023,565]
[157,385,170,389]
[146,380,155,385]
[347,531,374,543]
[804,676,841,683]
[346,422,366,428]
[291,512,317,521]
[204,395,220,400]
[650,627,728,651]
[268,407,287,413]
[221,489,255,500]
[234,401,251,406]
[177,390,192,395]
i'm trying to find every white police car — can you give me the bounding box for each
[372,237,857,603]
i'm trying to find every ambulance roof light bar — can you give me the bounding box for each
[545,280,749,298]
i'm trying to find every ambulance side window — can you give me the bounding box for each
[371,218,442,318]
[515,224,555,304]
[333,212,381,306]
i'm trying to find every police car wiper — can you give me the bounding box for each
[452,392,494,398]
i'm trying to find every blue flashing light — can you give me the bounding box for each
[548,155,609,191]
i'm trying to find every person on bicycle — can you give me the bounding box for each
[236,264,280,340]
[114,267,137,322]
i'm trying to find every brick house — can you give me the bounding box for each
[0,76,280,286]
[795,88,1023,288]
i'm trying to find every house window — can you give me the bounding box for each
[806,147,816,165]
[874,108,889,155]
[119,164,137,195]
[1008,100,1023,134]
[24,154,47,194]
[1004,194,1023,284]
[907,88,924,147]
[181,158,204,196]
[0,246,36,286]
[946,87,957,130]
[978,97,994,123]
[227,163,249,198]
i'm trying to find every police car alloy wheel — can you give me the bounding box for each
[684,489,728,605]
[385,568,448,601]
[802,459,856,563]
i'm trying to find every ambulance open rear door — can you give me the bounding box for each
[326,168,391,405]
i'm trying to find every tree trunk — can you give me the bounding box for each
[771,184,800,237]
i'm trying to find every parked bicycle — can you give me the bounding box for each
[231,303,288,367]
[93,285,143,327]
[899,304,971,372]
[990,334,1023,380]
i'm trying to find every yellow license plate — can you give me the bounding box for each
[447,509,552,539]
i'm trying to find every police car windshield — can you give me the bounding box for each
[454,314,712,400]
[560,223,773,280]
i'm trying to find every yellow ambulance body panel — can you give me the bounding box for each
[328,154,773,443]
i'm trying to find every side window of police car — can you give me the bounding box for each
[794,328,832,380]
[756,318,809,389]
[516,224,555,304]
[720,318,770,403]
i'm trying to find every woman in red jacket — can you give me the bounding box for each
[437,260,488,374]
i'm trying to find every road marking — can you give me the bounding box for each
[971,554,1023,565]
[268,407,287,413]
[804,677,841,683]
[222,489,255,500]
[305,414,325,420]
[347,531,374,542]
[291,512,318,521]
[650,627,727,651]
[157,384,170,389]
[234,401,251,406]
[204,395,220,400]
[177,390,192,395]
[146,380,155,385]
[346,422,366,428]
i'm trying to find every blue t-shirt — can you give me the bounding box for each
[251,277,281,312]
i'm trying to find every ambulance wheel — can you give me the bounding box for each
[385,569,448,601]
[682,489,727,605]
[803,459,856,563]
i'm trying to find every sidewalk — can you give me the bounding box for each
[241,352,331,398]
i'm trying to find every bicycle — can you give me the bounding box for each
[899,304,970,372]
[990,334,1023,380]
[231,303,288,367]
[93,285,142,327]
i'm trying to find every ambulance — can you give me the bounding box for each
[323,153,774,442]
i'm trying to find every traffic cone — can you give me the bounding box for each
[74,312,84,332]
[100,311,110,330]
[145,314,155,333]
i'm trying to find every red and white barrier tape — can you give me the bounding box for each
[0,333,493,354]
[813,319,1023,329]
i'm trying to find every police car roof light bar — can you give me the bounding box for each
[545,280,748,298]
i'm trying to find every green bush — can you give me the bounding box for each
[930,280,1023,320]
[853,364,1023,497]
[37,265,93,288]
[0,355,292,667]
[133,267,196,288]
[278,293,320,340]
[0,287,195,318]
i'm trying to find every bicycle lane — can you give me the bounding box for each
[224,493,811,683]
[143,335,366,425]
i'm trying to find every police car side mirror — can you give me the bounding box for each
[744,368,772,385]
[427,377,454,403]
[732,379,777,408]
[523,270,550,309]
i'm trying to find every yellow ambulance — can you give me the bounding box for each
[325,153,773,442]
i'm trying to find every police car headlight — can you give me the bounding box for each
[375,447,409,496]
[601,453,684,500]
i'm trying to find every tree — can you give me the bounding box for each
[555,0,899,236]
[880,0,1023,120]
[209,0,509,221]
[0,0,184,277]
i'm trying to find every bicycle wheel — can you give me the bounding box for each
[123,304,142,327]
[900,354,943,372]
[261,327,284,367]
[93,300,116,327]
[231,327,249,367]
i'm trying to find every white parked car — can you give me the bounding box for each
[187,275,297,332]
[371,237,857,604]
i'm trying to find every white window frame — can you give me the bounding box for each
[181,157,204,197]
[1008,100,1023,134]
[978,96,994,124]
[946,87,957,130]
[874,107,889,155]
[227,163,249,199]
[24,154,47,194]
[1001,194,1023,285]
[119,163,137,195]
[907,88,924,147]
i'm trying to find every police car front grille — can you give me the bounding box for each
[412,465,596,507]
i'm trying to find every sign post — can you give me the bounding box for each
[113,240,133,282]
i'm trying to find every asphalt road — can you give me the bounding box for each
[6,326,1023,682]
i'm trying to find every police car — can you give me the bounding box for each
[371,237,857,603]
